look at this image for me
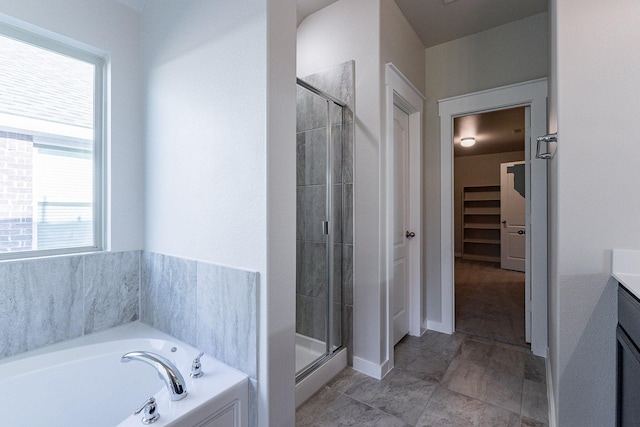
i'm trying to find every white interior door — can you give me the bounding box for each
[392,104,410,345]
[500,161,526,272]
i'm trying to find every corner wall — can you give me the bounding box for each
[298,0,425,375]
[550,1,640,425]
[298,0,384,372]
[424,12,548,324]
[141,1,297,425]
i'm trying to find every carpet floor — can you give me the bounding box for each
[455,258,527,347]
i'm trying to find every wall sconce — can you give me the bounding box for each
[536,133,557,159]
[460,137,476,147]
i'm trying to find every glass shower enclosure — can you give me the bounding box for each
[295,78,346,381]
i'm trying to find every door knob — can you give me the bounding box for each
[502,220,507,225]
[518,230,525,235]
[406,231,416,239]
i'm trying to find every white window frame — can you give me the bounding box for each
[0,22,105,260]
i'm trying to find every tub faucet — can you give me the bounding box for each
[121,351,188,401]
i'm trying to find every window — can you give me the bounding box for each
[0,24,104,259]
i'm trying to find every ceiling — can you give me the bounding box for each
[118,0,547,49]
[453,107,525,157]
[395,0,547,48]
[296,0,547,47]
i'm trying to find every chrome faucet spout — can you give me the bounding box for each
[121,351,188,401]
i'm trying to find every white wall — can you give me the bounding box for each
[265,1,297,425]
[549,1,640,425]
[380,0,425,96]
[298,0,384,370]
[424,13,548,323]
[0,0,143,252]
[298,0,424,374]
[142,1,268,269]
[141,1,296,425]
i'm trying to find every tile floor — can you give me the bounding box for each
[296,331,549,426]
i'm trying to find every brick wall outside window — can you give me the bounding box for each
[0,131,33,252]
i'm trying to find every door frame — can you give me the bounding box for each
[437,78,548,357]
[384,63,424,374]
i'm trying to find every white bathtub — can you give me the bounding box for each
[0,322,248,427]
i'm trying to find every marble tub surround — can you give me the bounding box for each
[0,251,140,360]
[612,249,640,298]
[197,261,258,378]
[0,248,259,386]
[140,251,259,379]
[83,251,140,334]
[140,251,197,345]
[297,331,549,426]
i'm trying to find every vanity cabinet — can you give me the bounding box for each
[617,284,640,426]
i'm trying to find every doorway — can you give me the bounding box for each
[383,63,424,378]
[453,107,528,346]
[438,78,548,357]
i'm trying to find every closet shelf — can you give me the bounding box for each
[462,185,501,262]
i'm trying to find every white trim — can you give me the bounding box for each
[295,348,347,408]
[384,63,424,373]
[0,113,92,141]
[352,356,389,380]
[546,347,556,427]
[426,320,450,334]
[437,78,548,356]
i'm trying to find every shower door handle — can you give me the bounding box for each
[322,221,329,235]
[406,231,416,239]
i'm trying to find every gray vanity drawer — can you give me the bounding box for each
[619,285,640,347]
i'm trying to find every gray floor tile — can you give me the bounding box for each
[394,344,454,383]
[521,379,549,424]
[415,387,520,427]
[524,353,547,384]
[296,331,550,427]
[326,367,365,393]
[457,337,494,366]
[442,356,523,414]
[344,369,437,425]
[296,387,409,426]
[521,415,549,427]
[441,358,486,399]
[481,367,523,414]
[488,345,525,378]
[398,330,464,357]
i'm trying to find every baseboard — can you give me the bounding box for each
[295,348,347,408]
[426,319,453,334]
[352,356,388,380]
[546,347,557,427]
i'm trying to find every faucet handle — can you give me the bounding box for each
[134,397,160,425]
[190,351,205,378]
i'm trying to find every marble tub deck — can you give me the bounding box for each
[296,331,548,426]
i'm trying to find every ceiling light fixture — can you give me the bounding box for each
[460,137,476,147]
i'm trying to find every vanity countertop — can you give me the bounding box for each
[612,249,640,300]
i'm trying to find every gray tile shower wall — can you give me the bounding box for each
[0,251,140,359]
[296,60,355,363]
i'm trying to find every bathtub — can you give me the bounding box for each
[0,322,248,427]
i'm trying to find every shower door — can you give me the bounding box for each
[295,79,344,380]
